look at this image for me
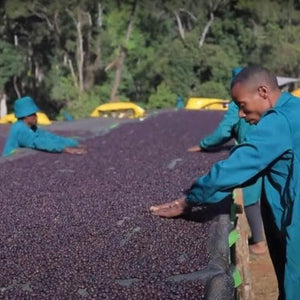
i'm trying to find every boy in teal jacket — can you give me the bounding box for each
[2,96,86,157]
[151,66,300,299]
[188,68,266,255]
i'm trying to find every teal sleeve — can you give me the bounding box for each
[32,129,78,152]
[199,102,239,149]
[186,111,292,205]
[37,129,78,150]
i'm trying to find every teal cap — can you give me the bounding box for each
[231,67,243,81]
[14,96,39,118]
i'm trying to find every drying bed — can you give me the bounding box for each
[0,110,234,299]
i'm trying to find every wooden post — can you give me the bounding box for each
[235,188,255,300]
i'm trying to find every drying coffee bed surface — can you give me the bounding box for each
[0,110,231,299]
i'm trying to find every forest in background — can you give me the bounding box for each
[1,0,300,119]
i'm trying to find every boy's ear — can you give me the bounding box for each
[257,86,268,99]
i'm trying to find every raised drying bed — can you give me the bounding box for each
[0,110,237,299]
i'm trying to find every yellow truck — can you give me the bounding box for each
[91,102,145,119]
[185,97,229,111]
[292,89,300,97]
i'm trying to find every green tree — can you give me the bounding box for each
[148,82,177,109]
[192,81,230,99]
[1,0,300,117]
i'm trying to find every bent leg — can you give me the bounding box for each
[245,202,264,243]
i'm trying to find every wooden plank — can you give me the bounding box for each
[235,188,255,300]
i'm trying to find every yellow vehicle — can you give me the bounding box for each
[0,112,52,125]
[185,97,229,111]
[292,89,300,97]
[91,102,145,119]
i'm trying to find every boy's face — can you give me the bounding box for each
[231,82,271,124]
[24,113,37,127]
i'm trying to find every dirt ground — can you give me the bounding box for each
[249,249,278,299]
[235,188,278,300]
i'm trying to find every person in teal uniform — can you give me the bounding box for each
[151,66,300,299]
[188,68,266,255]
[176,94,185,109]
[2,96,86,157]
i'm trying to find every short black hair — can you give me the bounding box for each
[231,65,279,91]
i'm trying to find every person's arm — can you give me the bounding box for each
[186,111,292,205]
[36,129,79,149]
[35,129,86,154]
[17,127,77,153]
[151,110,292,217]
[199,102,239,150]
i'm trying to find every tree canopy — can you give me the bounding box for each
[0,0,299,118]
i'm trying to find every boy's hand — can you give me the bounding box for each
[64,147,87,155]
[150,198,191,218]
[188,145,202,152]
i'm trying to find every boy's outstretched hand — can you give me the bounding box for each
[64,147,87,155]
[150,198,191,218]
[188,145,202,152]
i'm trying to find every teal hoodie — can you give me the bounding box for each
[2,120,78,157]
[199,101,261,206]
